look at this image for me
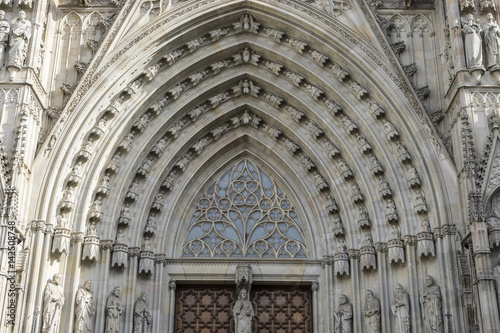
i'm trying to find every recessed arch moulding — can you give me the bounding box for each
[26,1,461,332]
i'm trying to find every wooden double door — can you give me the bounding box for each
[175,285,312,333]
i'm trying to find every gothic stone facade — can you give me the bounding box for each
[1,0,500,332]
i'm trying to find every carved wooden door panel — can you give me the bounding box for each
[175,285,236,333]
[175,285,312,332]
[251,286,313,333]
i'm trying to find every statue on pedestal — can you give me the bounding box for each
[8,10,31,68]
[233,288,254,333]
[334,294,352,333]
[105,286,123,333]
[392,283,410,333]
[74,280,95,333]
[0,10,9,66]
[133,292,152,332]
[42,274,65,333]
[420,275,443,333]
[364,289,381,333]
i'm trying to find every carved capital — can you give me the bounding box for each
[31,220,45,232]
[100,240,113,251]
[311,281,319,292]
[404,235,417,247]
[71,232,85,243]
[155,254,167,265]
[169,279,176,291]
[375,242,388,253]
[348,249,360,260]
[128,247,140,257]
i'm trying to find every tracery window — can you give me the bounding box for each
[183,159,307,258]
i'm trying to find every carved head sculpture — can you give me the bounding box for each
[394,283,403,294]
[487,13,494,22]
[84,279,92,291]
[339,294,348,304]
[0,10,5,20]
[239,288,249,300]
[18,10,26,20]
[466,14,474,23]
[52,273,62,285]
[113,286,121,297]
[366,289,374,300]
[140,292,147,302]
[425,275,434,287]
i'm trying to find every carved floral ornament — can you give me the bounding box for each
[52,12,433,264]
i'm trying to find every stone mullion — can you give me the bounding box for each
[60,232,84,333]
[19,221,45,333]
[124,248,139,332]
[95,241,112,332]
[404,236,423,333]
[376,244,390,332]
[471,222,500,332]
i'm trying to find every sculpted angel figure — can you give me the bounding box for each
[233,288,254,333]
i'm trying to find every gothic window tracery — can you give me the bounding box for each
[183,159,307,258]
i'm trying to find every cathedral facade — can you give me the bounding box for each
[0,0,499,332]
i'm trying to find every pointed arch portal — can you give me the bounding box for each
[24,1,463,332]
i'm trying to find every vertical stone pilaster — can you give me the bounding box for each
[152,255,164,333]
[404,235,423,332]
[376,243,390,332]
[124,247,139,332]
[168,278,176,332]
[95,241,112,332]
[348,249,361,332]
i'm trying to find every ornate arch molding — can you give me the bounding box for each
[32,0,456,265]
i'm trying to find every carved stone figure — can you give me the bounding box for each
[74,280,95,333]
[0,11,10,66]
[420,275,443,333]
[360,234,376,271]
[82,223,100,261]
[133,292,152,332]
[334,294,352,333]
[8,10,31,68]
[484,14,500,70]
[42,274,65,333]
[233,288,254,333]
[392,283,410,333]
[234,14,260,34]
[364,289,381,333]
[105,286,123,333]
[462,14,483,71]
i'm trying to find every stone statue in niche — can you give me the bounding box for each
[133,292,152,332]
[461,14,484,71]
[233,288,254,333]
[483,13,500,70]
[105,286,123,333]
[420,275,443,333]
[392,283,410,333]
[0,11,9,66]
[74,280,95,333]
[42,274,65,333]
[364,289,381,333]
[334,294,353,333]
[234,14,260,34]
[8,10,31,68]
[493,255,500,297]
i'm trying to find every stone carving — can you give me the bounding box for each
[133,292,152,332]
[192,137,209,154]
[356,133,371,153]
[368,154,383,175]
[0,11,9,66]
[364,290,381,333]
[306,84,324,99]
[388,225,405,264]
[390,41,406,57]
[285,106,304,122]
[314,172,329,191]
[187,104,207,121]
[325,139,341,158]
[396,142,411,163]
[151,137,168,156]
[407,166,421,188]
[462,14,484,73]
[209,28,228,41]
[368,99,385,118]
[392,283,411,333]
[126,180,139,201]
[334,239,350,276]
[417,218,435,257]
[137,157,154,177]
[287,38,307,53]
[480,0,496,13]
[209,92,229,107]
[144,64,160,81]
[325,98,342,115]
[105,286,123,333]
[360,234,376,271]
[234,14,260,34]
[298,152,315,170]
[163,49,182,65]
[169,83,188,99]
[61,83,76,95]
[350,81,368,99]
[162,170,178,190]
[175,153,193,171]
[337,159,353,179]
[189,70,208,86]
[358,206,371,228]
[232,79,260,97]
[483,14,500,72]
[416,86,430,101]
[112,229,128,268]
[310,50,328,66]
[233,47,260,65]
[330,63,349,81]
[125,78,143,95]
[264,92,283,107]
[151,191,164,211]
[334,294,353,332]
[263,123,281,140]
[145,214,157,234]
[264,27,284,42]
[235,264,252,284]
[283,137,300,154]
[264,60,283,75]
[414,191,428,214]
[82,223,100,261]
[149,96,169,115]
[233,288,254,333]
[386,200,399,223]
[8,10,31,69]
[210,59,230,74]
[52,215,71,255]
[78,140,94,160]
[74,280,95,333]
[68,161,83,186]
[378,176,392,198]
[351,183,364,203]
[332,214,345,236]
[186,37,206,53]
[42,274,65,333]
[383,119,399,141]
[139,238,155,274]
[106,153,121,174]
[284,70,304,86]
[119,133,134,152]
[60,187,75,212]
[90,118,106,138]
[420,275,443,333]
[306,120,324,138]
[341,115,358,133]
[326,193,339,213]
[402,63,418,79]
[89,198,103,221]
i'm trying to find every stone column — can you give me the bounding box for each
[323,256,334,331]
[152,255,165,333]
[471,222,500,331]
[348,249,361,332]
[124,247,139,332]
[312,281,319,333]
[168,279,176,332]
[375,243,390,332]
[95,240,112,332]
[404,235,423,331]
